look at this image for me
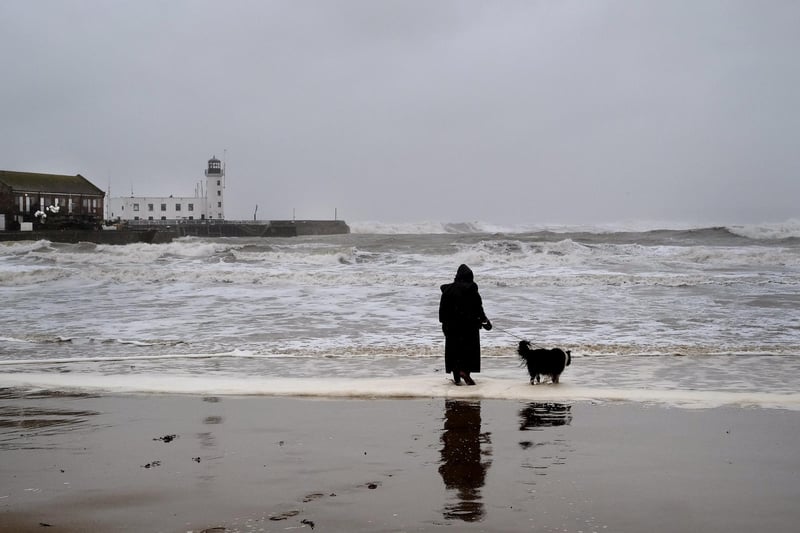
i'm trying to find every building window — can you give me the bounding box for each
[188,203,194,211]
[217,180,221,186]
[217,190,221,196]
[148,216,153,220]
[188,216,194,220]
[175,204,181,211]
[161,216,167,220]
[161,204,167,211]
[217,202,222,208]
[148,204,154,211]
[133,203,140,211]
[134,216,140,221]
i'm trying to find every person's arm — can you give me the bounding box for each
[475,290,492,330]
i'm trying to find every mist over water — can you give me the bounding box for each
[2,220,799,408]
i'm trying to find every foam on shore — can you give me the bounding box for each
[2,372,799,410]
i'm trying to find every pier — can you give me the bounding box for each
[123,219,350,239]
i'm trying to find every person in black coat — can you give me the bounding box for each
[439,264,492,385]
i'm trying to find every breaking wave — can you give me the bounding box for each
[348,219,800,240]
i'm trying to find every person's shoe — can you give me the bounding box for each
[453,371,461,385]
[460,372,475,386]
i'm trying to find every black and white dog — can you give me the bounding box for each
[518,340,571,384]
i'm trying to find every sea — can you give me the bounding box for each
[2,220,799,410]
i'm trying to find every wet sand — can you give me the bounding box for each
[1,390,799,532]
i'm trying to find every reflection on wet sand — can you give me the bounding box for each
[518,402,573,474]
[0,388,99,450]
[519,402,573,431]
[438,400,492,522]
[195,396,223,484]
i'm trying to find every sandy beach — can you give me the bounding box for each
[1,390,799,533]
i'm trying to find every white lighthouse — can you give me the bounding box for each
[205,156,225,220]
[107,155,227,222]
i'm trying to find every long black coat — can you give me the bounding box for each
[439,265,489,374]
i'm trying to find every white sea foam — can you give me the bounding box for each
[0,239,55,253]
[349,220,593,234]
[728,219,800,240]
[347,219,800,239]
[3,232,798,289]
[1,373,798,410]
[349,220,574,234]
[0,353,237,366]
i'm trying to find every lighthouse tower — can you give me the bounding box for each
[205,155,225,220]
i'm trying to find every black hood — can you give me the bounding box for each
[455,264,474,283]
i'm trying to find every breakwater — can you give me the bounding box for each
[1,220,349,245]
[128,219,350,239]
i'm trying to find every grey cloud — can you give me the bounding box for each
[1,0,798,225]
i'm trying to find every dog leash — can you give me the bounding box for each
[492,325,546,349]
[492,325,526,341]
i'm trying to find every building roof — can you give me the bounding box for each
[0,170,104,196]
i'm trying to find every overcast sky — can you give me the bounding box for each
[2,1,798,226]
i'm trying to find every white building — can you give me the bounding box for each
[108,156,225,221]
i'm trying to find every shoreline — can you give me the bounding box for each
[2,392,799,532]
[2,373,799,411]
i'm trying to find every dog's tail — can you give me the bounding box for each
[565,350,571,366]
